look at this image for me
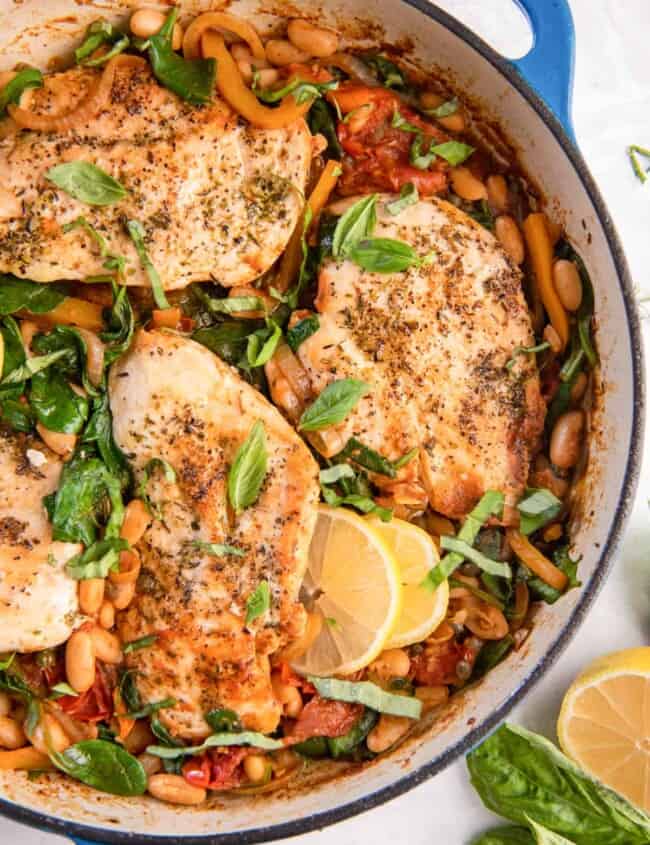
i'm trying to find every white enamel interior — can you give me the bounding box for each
[0,0,641,840]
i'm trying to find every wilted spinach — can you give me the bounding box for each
[50,740,147,796]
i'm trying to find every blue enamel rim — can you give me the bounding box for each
[0,2,644,844]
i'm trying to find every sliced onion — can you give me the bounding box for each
[76,327,105,388]
[8,55,145,133]
[183,12,266,61]
[274,342,312,403]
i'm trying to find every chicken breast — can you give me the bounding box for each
[110,330,319,739]
[269,197,545,518]
[0,60,311,290]
[0,426,80,652]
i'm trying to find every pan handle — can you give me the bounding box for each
[510,0,576,141]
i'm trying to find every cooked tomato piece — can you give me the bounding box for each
[57,663,113,722]
[182,747,248,791]
[287,695,363,742]
[328,83,450,196]
[278,662,316,693]
[411,640,475,686]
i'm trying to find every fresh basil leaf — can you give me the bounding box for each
[348,238,424,273]
[144,8,215,104]
[286,314,320,352]
[64,217,126,275]
[422,96,459,119]
[75,19,115,63]
[101,281,134,367]
[467,723,650,845]
[205,708,241,733]
[246,580,270,625]
[50,740,147,796]
[205,296,267,316]
[83,34,130,67]
[363,54,405,89]
[328,708,378,759]
[0,274,66,316]
[228,420,267,513]
[385,183,419,216]
[506,342,551,372]
[441,536,512,578]
[307,99,342,159]
[299,378,370,431]
[1,349,68,386]
[82,391,132,489]
[123,697,176,720]
[430,140,475,166]
[309,676,422,719]
[319,464,355,484]
[517,488,562,536]
[332,195,377,259]
[527,819,574,845]
[335,437,396,477]
[472,827,534,845]
[65,538,129,580]
[46,162,127,206]
[126,220,170,309]
[192,540,244,558]
[147,728,283,760]
[118,670,141,713]
[247,320,282,367]
[254,74,338,105]
[423,490,504,589]
[49,451,124,545]
[138,458,176,520]
[49,682,79,699]
[30,368,89,434]
[193,322,254,365]
[123,634,158,654]
[524,545,581,604]
[0,67,43,115]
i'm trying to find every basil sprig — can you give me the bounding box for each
[299,378,370,432]
[0,67,43,115]
[309,676,422,719]
[49,740,147,796]
[46,162,127,206]
[126,220,170,310]
[65,537,129,580]
[246,580,270,625]
[385,183,419,216]
[228,420,268,513]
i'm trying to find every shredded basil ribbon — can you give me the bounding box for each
[309,676,422,719]
[146,730,284,760]
[440,536,511,579]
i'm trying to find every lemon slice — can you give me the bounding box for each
[557,647,650,811]
[292,505,402,677]
[369,516,449,649]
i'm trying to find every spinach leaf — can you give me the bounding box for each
[472,635,514,680]
[409,133,437,169]
[100,282,134,368]
[32,324,101,396]
[298,378,370,431]
[144,8,215,104]
[75,19,116,63]
[422,96,459,119]
[385,183,419,216]
[309,676,421,719]
[46,162,127,206]
[65,538,129,580]
[1,349,68,386]
[0,68,43,115]
[348,238,428,273]
[524,546,581,604]
[193,322,255,365]
[286,314,320,352]
[467,724,650,845]
[228,420,267,513]
[362,55,405,89]
[472,827,534,845]
[29,368,89,434]
[82,391,132,489]
[123,634,158,654]
[0,317,26,403]
[205,708,241,733]
[192,540,244,558]
[49,682,79,700]
[245,580,270,625]
[49,451,124,545]
[119,670,142,713]
[517,488,562,536]
[294,736,330,758]
[332,195,377,258]
[0,398,33,432]
[308,99,342,159]
[0,275,66,316]
[527,820,574,844]
[327,708,377,758]
[126,220,170,309]
[50,740,147,796]
[423,490,505,589]
[150,716,184,748]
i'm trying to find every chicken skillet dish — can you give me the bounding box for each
[0,8,595,803]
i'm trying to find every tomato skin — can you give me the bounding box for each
[411,641,476,686]
[57,664,113,722]
[182,747,248,791]
[287,695,363,742]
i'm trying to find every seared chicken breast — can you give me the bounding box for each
[0,426,80,652]
[110,330,319,739]
[269,197,545,518]
[0,60,311,290]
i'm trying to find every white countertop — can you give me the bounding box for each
[3,1,649,843]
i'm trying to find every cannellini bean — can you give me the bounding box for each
[255,68,280,89]
[265,39,310,66]
[369,648,411,680]
[231,44,270,68]
[543,323,562,355]
[553,259,583,311]
[148,773,206,805]
[66,629,96,693]
[570,371,588,404]
[495,215,525,264]
[287,20,339,58]
[138,751,163,777]
[271,675,303,718]
[550,410,585,469]
[98,600,115,630]
[486,174,509,213]
[120,499,150,545]
[419,91,465,132]
[130,8,183,50]
[0,693,11,717]
[89,626,122,664]
[0,716,26,750]
[79,578,105,615]
[36,423,76,458]
[366,714,411,753]
[450,166,487,201]
[415,685,449,712]
[236,59,254,83]
[29,713,70,754]
[244,754,270,783]
[108,579,136,611]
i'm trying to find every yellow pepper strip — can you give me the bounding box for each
[23,296,104,332]
[274,159,342,294]
[0,746,53,771]
[201,31,311,130]
[522,212,569,350]
[506,528,568,592]
[183,12,266,61]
